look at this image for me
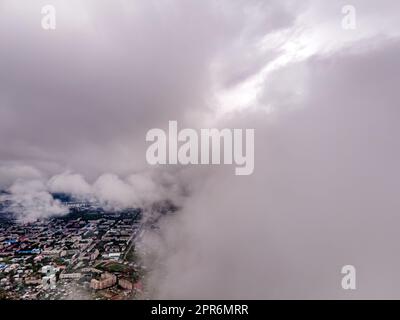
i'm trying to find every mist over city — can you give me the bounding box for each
[1,0,400,302]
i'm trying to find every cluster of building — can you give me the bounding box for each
[0,205,146,300]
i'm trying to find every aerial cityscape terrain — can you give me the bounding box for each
[0,193,158,300]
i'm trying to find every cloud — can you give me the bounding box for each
[141,38,400,299]
[47,172,92,195]
[2,180,68,223]
[0,0,296,178]
[0,164,43,189]
[2,169,184,221]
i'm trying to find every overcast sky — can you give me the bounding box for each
[1,0,400,298]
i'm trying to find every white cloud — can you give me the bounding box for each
[3,180,68,223]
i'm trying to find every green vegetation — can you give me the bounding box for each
[102,262,129,273]
[0,288,8,300]
[125,246,139,262]
[2,257,12,264]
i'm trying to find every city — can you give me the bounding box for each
[0,195,149,300]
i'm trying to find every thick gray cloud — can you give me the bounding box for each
[1,0,400,298]
[142,37,400,299]
[0,0,295,178]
